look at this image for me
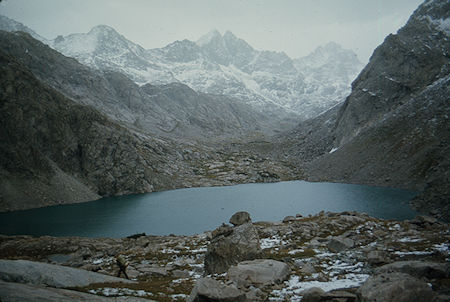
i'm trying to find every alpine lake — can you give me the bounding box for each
[0,181,419,238]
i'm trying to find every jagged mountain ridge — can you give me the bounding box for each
[51,27,363,119]
[0,30,295,140]
[286,0,449,220]
[0,15,363,120]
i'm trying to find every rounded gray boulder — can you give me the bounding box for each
[227,259,291,288]
[229,211,251,226]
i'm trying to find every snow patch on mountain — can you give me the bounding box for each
[0,15,364,119]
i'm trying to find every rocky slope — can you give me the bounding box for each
[277,0,449,220]
[0,49,179,211]
[0,30,294,141]
[0,15,363,120]
[0,211,448,301]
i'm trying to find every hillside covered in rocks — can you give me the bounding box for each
[0,211,448,301]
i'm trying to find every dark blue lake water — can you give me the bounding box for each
[0,181,419,238]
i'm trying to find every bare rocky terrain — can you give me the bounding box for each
[0,211,448,301]
[267,0,450,221]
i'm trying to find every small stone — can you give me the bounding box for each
[172,269,190,278]
[139,266,169,277]
[367,250,389,265]
[229,211,251,226]
[283,216,296,223]
[301,287,325,302]
[307,239,321,249]
[211,223,233,239]
[300,263,317,275]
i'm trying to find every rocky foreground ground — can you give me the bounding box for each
[0,211,448,301]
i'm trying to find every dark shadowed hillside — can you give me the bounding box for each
[287,0,449,220]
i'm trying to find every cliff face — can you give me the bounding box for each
[334,0,449,147]
[0,51,182,211]
[293,0,449,219]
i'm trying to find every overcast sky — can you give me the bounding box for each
[0,0,423,63]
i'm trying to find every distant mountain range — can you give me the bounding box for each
[0,15,363,120]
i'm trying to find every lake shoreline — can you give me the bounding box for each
[1,210,448,301]
[0,180,420,238]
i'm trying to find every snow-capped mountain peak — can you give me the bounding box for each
[295,41,359,70]
[196,29,222,46]
[0,16,364,120]
[88,24,118,35]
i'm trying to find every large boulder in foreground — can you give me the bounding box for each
[205,222,261,274]
[357,272,435,302]
[187,277,246,302]
[0,259,132,288]
[228,259,291,288]
[0,280,150,302]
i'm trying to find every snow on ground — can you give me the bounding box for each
[395,250,434,256]
[329,147,338,153]
[398,237,423,243]
[260,236,289,249]
[434,242,449,253]
[89,287,151,298]
[270,274,369,301]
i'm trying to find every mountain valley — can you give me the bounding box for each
[0,0,449,301]
[0,0,448,219]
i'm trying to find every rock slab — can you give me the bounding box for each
[0,259,132,288]
[0,280,151,302]
[228,259,291,287]
[357,272,435,302]
[187,277,246,302]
